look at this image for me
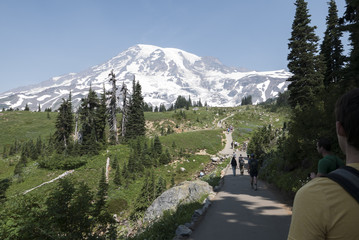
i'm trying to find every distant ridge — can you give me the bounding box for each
[0,44,291,111]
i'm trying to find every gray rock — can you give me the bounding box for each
[175,225,192,237]
[144,180,214,223]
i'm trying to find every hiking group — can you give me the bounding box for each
[227,88,359,239]
[230,152,258,190]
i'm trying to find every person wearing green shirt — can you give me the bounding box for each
[310,137,344,179]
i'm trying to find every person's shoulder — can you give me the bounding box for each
[297,177,334,193]
[296,177,342,202]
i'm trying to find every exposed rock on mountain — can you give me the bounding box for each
[0,44,291,111]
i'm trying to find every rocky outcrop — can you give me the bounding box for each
[143,180,215,223]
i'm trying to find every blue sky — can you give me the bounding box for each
[0,0,349,93]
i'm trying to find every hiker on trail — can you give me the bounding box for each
[248,154,258,190]
[239,154,245,175]
[231,141,234,149]
[288,88,359,239]
[239,154,245,174]
[231,153,237,176]
[310,137,344,179]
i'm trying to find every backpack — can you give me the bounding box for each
[325,166,359,203]
[250,158,258,170]
[231,157,237,166]
[239,158,244,167]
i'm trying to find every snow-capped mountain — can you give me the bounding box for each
[0,44,291,111]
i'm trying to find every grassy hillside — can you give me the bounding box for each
[0,111,57,148]
[0,105,288,238]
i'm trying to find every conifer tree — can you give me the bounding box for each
[0,178,10,203]
[97,87,108,145]
[198,98,203,107]
[14,151,27,176]
[35,136,43,156]
[93,168,111,226]
[159,103,166,112]
[287,0,324,108]
[114,163,121,186]
[46,178,75,236]
[111,155,118,169]
[127,152,136,179]
[45,178,97,238]
[24,103,29,111]
[153,135,162,157]
[155,176,167,198]
[159,149,171,165]
[321,0,345,86]
[69,181,93,238]
[2,146,7,159]
[122,163,130,187]
[125,78,146,140]
[133,170,155,215]
[120,80,129,138]
[54,93,74,151]
[241,95,252,105]
[79,87,103,155]
[340,0,359,89]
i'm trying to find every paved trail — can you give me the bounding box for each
[189,130,292,240]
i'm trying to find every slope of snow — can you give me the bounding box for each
[0,44,291,111]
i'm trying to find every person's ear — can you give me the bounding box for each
[336,121,346,137]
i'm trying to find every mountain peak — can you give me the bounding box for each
[0,44,291,111]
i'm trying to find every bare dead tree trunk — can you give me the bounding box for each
[121,81,128,137]
[108,70,118,144]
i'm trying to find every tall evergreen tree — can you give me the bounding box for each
[159,103,166,112]
[321,0,345,86]
[24,103,30,111]
[287,0,324,108]
[153,135,162,157]
[340,0,359,89]
[46,178,75,236]
[113,163,121,186]
[14,151,27,176]
[125,78,146,140]
[0,178,10,203]
[241,95,253,105]
[93,168,112,227]
[69,181,93,239]
[155,176,166,198]
[54,93,74,151]
[279,0,327,171]
[133,170,155,216]
[97,87,108,145]
[79,87,106,155]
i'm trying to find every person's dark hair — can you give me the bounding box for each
[318,137,331,151]
[335,88,359,150]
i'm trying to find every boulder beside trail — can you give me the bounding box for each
[143,180,214,223]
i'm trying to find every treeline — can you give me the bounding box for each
[248,0,359,194]
[143,95,207,112]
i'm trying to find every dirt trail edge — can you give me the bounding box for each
[189,122,292,240]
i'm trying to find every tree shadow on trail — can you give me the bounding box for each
[190,170,292,240]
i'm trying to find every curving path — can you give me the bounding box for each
[189,121,292,240]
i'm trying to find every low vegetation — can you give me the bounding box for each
[0,103,285,239]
